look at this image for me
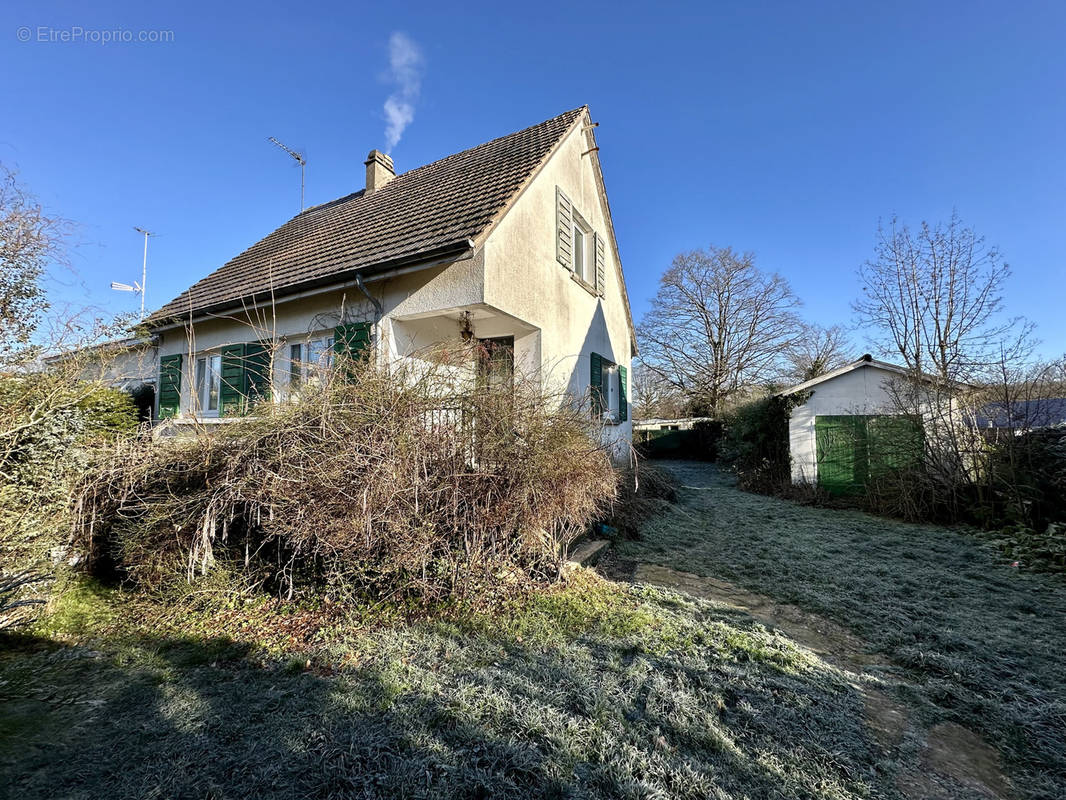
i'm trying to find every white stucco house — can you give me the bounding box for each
[778,355,953,493]
[144,107,636,449]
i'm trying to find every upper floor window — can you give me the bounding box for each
[556,186,603,296]
[573,213,594,285]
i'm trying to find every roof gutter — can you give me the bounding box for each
[147,240,476,332]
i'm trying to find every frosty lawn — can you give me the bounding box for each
[616,461,1066,800]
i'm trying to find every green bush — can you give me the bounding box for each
[718,394,805,493]
[0,375,137,625]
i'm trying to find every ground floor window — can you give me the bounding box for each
[590,352,627,423]
[601,359,619,421]
[194,354,222,414]
[289,335,334,388]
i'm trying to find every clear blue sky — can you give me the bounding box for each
[3,0,1064,356]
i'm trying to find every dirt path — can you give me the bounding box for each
[620,560,1015,800]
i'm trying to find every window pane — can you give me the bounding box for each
[573,226,585,280]
[602,363,617,419]
[208,354,221,411]
[307,339,322,374]
[195,358,206,410]
[290,343,302,387]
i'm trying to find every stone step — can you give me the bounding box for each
[567,539,610,569]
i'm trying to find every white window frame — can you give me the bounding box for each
[598,357,620,423]
[194,352,223,417]
[572,213,593,285]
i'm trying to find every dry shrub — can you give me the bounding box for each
[605,459,679,539]
[73,351,617,602]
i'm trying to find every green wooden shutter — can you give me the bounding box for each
[594,232,606,296]
[618,364,628,422]
[219,344,247,416]
[334,322,373,380]
[158,354,183,419]
[556,187,573,270]
[590,352,604,418]
[245,341,272,406]
[334,322,372,358]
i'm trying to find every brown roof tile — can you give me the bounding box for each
[149,107,585,324]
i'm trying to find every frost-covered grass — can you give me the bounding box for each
[617,461,1066,800]
[1,574,889,799]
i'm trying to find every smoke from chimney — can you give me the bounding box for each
[382,32,424,153]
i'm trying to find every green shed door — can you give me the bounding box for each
[867,415,924,477]
[816,414,924,493]
[815,415,866,494]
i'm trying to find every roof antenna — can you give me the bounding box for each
[112,227,154,319]
[268,137,307,211]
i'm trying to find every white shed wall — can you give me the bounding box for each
[788,365,902,483]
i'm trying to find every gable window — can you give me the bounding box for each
[194,354,222,415]
[289,335,334,388]
[572,213,592,285]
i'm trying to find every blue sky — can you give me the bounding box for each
[2,0,1064,356]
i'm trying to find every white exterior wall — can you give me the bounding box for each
[482,113,634,451]
[788,365,902,483]
[155,111,635,454]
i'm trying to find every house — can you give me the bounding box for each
[777,355,962,493]
[44,335,159,420]
[976,398,1066,432]
[633,417,714,433]
[144,107,635,449]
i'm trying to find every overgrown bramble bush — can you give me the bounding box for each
[1,373,138,626]
[75,355,617,602]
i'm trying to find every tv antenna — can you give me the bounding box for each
[111,227,154,319]
[268,136,307,211]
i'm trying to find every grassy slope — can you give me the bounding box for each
[1,576,890,800]
[617,461,1066,800]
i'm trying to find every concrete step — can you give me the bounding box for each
[566,539,610,570]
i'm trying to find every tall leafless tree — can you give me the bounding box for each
[786,323,851,383]
[637,247,804,415]
[854,212,1032,381]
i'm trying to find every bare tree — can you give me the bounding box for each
[0,164,64,362]
[638,247,804,415]
[786,323,850,383]
[631,362,686,419]
[854,212,1032,381]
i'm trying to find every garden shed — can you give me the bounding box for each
[778,355,926,493]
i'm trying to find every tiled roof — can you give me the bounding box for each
[977,399,1066,429]
[149,107,585,324]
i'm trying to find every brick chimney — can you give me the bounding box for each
[364,150,395,193]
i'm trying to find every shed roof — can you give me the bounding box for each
[776,354,972,397]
